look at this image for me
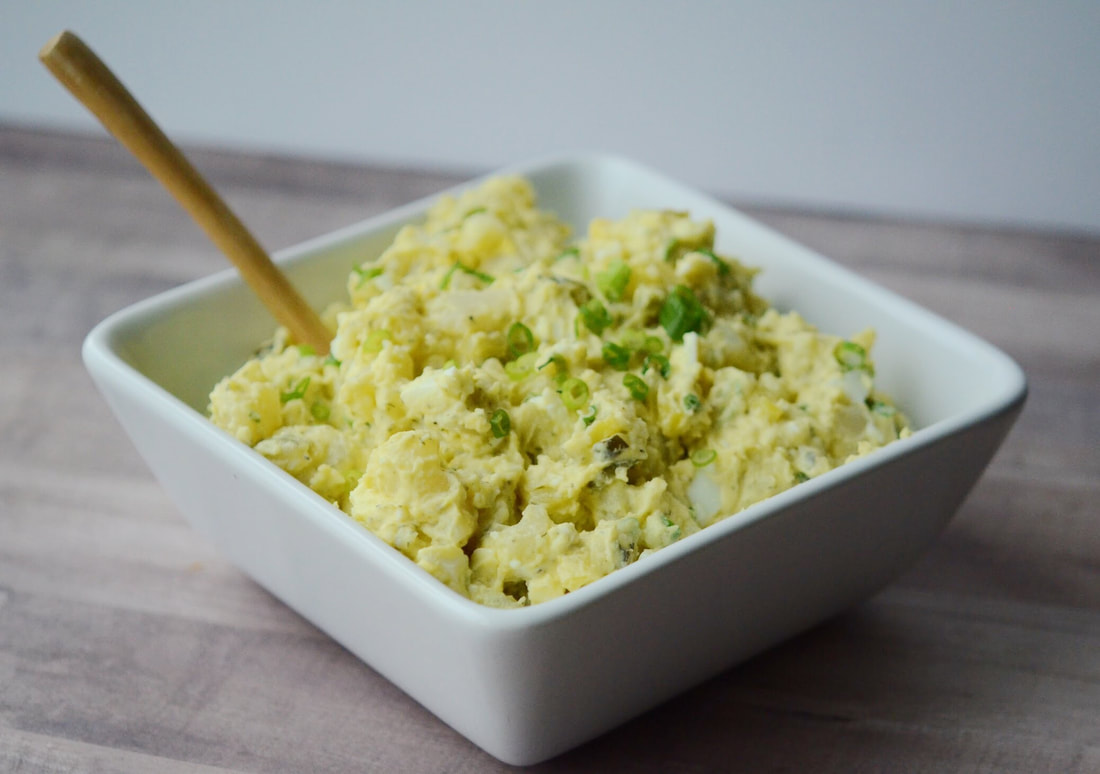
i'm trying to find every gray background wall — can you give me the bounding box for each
[3,1,1098,233]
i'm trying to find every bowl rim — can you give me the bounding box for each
[82,151,1029,632]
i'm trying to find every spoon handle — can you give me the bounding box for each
[39,30,331,353]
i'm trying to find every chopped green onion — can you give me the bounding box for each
[462,263,495,285]
[504,352,538,381]
[323,353,342,368]
[659,285,708,341]
[555,246,580,262]
[664,239,681,262]
[643,335,665,354]
[623,373,649,401]
[441,358,457,370]
[619,328,647,351]
[660,514,682,540]
[280,376,310,403]
[696,247,731,276]
[683,393,701,412]
[794,471,810,483]
[578,299,612,335]
[352,265,384,288]
[581,404,598,426]
[690,448,717,467]
[643,353,670,378]
[834,340,873,374]
[869,400,896,417]
[602,341,631,371]
[489,408,511,438]
[560,377,590,410]
[596,260,631,302]
[463,206,487,219]
[537,355,562,370]
[296,344,316,357]
[506,322,535,359]
[441,261,495,289]
[538,354,568,384]
[310,401,331,422]
[363,329,392,354]
[440,264,458,289]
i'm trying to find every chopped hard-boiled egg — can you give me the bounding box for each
[208,176,909,608]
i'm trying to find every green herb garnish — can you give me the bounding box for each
[643,353,670,378]
[352,265,384,288]
[696,247,731,276]
[834,340,873,374]
[441,261,495,290]
[659,285,708,341]
[602,341,631,371]
[619,328,647,351]
[280,376,310,403]
[489,408,511,438]
[581,404,598,426]
[578,299,612,335]
[363,329,392,354]
[506,322,535,359]
[683,393,701,413]
[664,239,680,262]
[623,373,649,402]
[538,354,568,384]
[660,514,682,540]
[869,400,896,416]
[643,335,665,354]
[560,377,590,410]
[505,352,538,381]
[690,448,717,467]
[595,260,631,302]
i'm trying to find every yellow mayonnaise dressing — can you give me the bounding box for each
[209,177,909,607]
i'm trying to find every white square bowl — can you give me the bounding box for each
[83,153,1026,765]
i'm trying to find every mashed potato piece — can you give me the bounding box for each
[209,176,910,608]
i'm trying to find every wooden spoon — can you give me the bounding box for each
[39,30,332,354]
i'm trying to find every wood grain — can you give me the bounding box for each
[1,125,1097,773]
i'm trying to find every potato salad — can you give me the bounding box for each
[208,176,910,608]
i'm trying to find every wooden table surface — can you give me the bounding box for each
[1,126,1097,773]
